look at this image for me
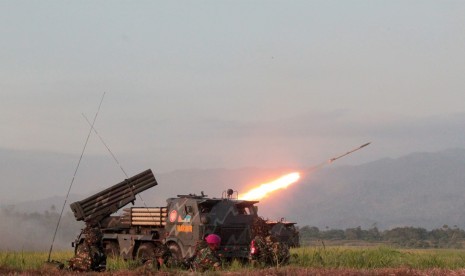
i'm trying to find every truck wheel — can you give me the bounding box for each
[168,243,182,260]
[136,243,156,261]
[104,241,120,257]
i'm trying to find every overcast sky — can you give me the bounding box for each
[2,1,465,174]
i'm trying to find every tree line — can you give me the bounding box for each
[3,206,464,250]
[298,225,465,248]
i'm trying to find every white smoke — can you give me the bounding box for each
[0,207,84,251]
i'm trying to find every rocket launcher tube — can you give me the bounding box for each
[70,169,157,224]
[78,172,155,208]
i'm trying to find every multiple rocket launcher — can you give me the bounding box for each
[70,169,158,225]
[69,168,169,227]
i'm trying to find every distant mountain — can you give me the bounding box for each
[268,148,465,230]
[4,148,465,232]
[3,194,82,213]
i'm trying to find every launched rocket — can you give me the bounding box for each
[329,142,371,163]
[308,142,371,171]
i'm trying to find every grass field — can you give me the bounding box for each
[2,246,465,274]
[291,246,465,269]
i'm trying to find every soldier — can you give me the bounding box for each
[250,217,272,266]
[249,216,290,267]
[191,234,222,272]
[154,243,180,269]
[250,234,269,266]
[193,238,208,254]
[182,237,208,269]
[251,234,290,267]
[252,217,270,237]
[68,226,106,272]
[135,244,174,273]
[268,236,290,266]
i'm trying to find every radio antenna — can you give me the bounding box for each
[47,92,106,262]
[82,113,128,178]
[81,113,156,224]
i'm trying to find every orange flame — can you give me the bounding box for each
[239,172,301,201]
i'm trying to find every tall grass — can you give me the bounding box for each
[0,250,73,270]
[290,246,465,269]
[105,256,141,271]
[0,250,144,271]
[2,247,465,272]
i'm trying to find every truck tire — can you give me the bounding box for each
[168,243,182,260]
[104,241,120,257]
[136,243,156,261]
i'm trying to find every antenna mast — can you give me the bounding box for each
[47,92,105,262]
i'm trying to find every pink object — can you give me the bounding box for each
[205,234,221,244]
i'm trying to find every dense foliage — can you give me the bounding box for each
[299,225,465,248]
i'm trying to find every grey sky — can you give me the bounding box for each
[2,1,465,174]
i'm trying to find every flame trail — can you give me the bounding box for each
[238,142,370,201]
[239,172,301,201]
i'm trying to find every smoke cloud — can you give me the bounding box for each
[0,207,83,251]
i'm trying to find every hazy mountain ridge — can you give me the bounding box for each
[279,148,465,230]
[2,148,465,231]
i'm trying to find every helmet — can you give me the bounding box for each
[205,234,221,245]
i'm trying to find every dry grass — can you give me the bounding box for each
[2,246,465,275]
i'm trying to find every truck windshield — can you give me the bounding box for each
[237,205,254,215]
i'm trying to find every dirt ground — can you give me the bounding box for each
[3,267,465,276]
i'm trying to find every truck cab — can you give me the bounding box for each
[266,219,300,247]
[164,191,259,259]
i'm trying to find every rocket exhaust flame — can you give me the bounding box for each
[239,142,371,201]
[239,172,301,201]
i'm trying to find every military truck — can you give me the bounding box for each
[266,219,300,248]
[70,169,262,261]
